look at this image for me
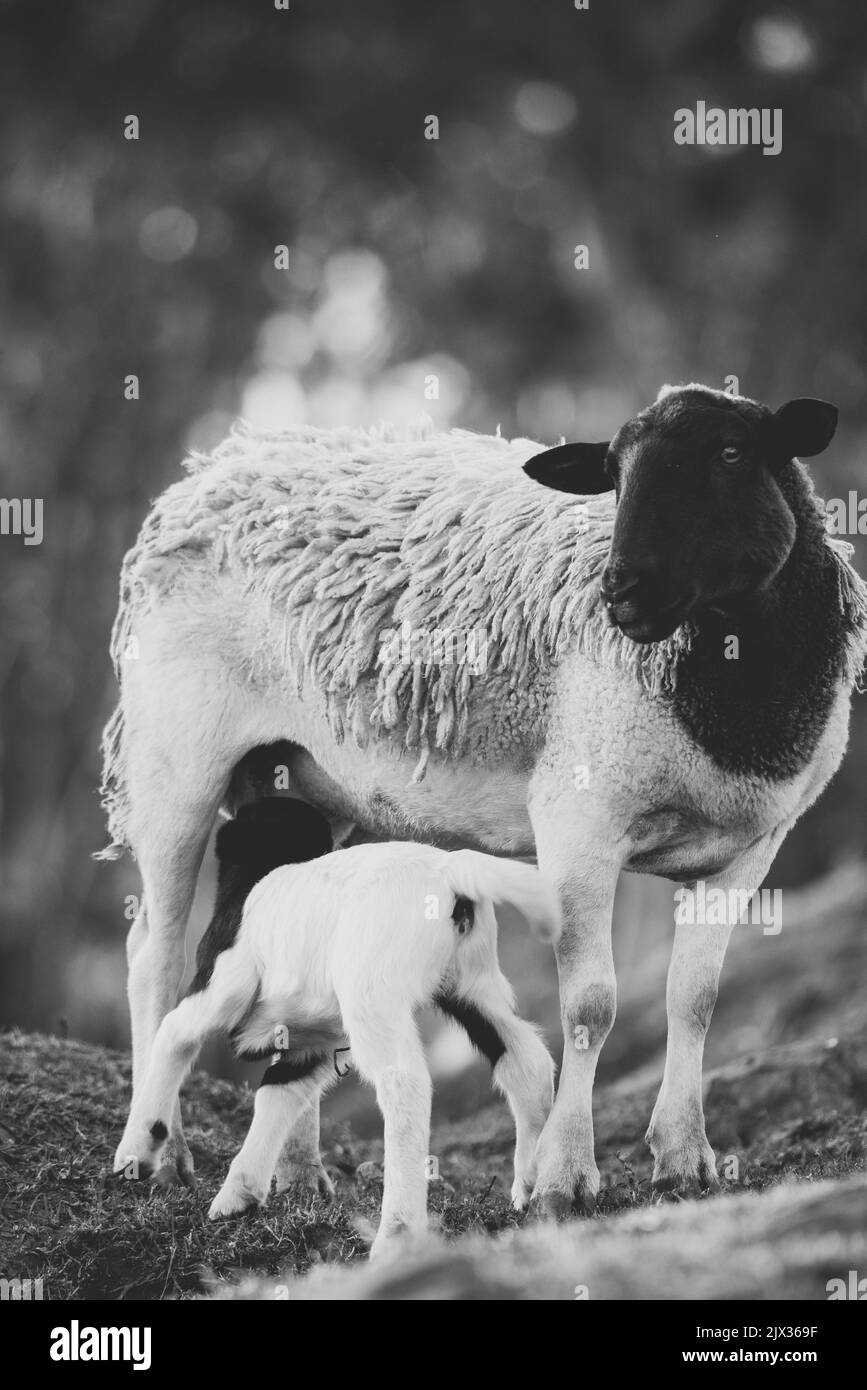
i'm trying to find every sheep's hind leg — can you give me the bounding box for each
[210,1057,330,1219]
[121,677,241,1186]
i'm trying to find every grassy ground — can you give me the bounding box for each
[2,1025,865,1300]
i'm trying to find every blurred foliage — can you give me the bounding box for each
[1,0,867,1061]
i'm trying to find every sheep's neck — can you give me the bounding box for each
[672,487,852,780]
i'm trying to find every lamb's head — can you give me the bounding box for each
[523,384,838,644]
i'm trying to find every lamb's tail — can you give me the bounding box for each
[443,850,561,944]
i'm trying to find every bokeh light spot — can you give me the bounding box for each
[138,206,198,262]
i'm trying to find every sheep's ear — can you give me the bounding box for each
[523,441,611,495]
[771,398,838,463]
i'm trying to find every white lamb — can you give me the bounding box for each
[114,798,559,1259]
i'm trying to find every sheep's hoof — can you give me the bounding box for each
[154,1161,196,1190]
[651,1150,720,1197]
[531,1181,597,1221]
[153,1133,196,1189]
[647,1120,719,1196]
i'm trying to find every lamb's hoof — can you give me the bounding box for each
[368,1239,396,1263]
[113,1128,160,1181]
[208,1185,260,1220]
[369,1222,411,1263]
[275,1160,335,1202]
[113,1151,154,1182]
[510,1177,533,1212]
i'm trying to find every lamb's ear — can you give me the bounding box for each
[771,398,838,463]
[522,441,611,495]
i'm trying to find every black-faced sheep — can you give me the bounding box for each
[100,383,867,1216]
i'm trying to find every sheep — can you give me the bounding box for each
[100,383,867,1216]
[113,798,558,1258]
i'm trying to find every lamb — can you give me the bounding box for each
[100,383,867,1216]
[113,798,558,1258]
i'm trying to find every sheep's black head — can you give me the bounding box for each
[523,384,838,644]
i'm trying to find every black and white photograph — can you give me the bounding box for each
[2,0,867,1339]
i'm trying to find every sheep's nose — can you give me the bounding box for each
[600,563,644,605]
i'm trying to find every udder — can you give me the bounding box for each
[622,805,765,881]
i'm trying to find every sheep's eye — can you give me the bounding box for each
[720,445,743,464]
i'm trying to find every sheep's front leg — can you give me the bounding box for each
[534,878,619,1216]
[530,791,622,1218]
[647,842,776,1192]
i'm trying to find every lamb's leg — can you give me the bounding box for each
[210,1063,330,1219]
[115,948,258,1180]
[647,841,776,1193]
[529,791,622,1218]
[345,1011,432,1260]
[274,1092,334,1200]
[492,1016,555,1211]
[114,996,214,1180]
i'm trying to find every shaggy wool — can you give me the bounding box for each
[99,417,867,850]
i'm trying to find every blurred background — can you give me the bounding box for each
[2,0,867,1129]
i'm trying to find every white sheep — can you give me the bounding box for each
[101,385,867,1215]
[113,799,558,1258]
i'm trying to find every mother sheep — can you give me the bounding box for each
[100,382,867,1216]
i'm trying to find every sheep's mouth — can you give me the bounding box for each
[607,594,692,645]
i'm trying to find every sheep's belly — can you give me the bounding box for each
[232,996,345,1061]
